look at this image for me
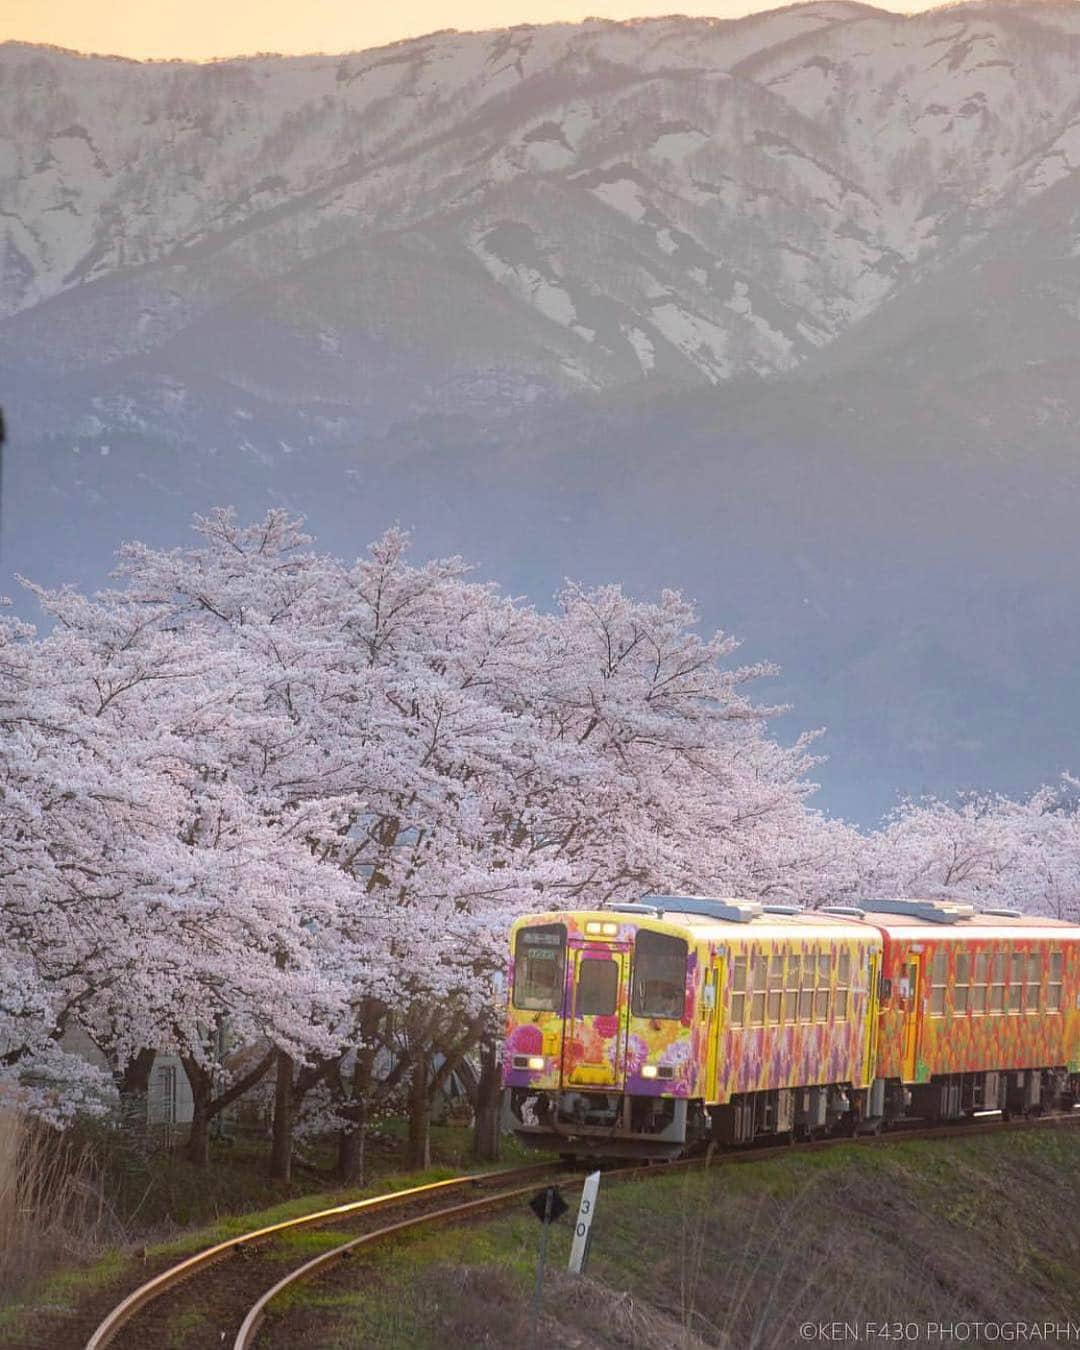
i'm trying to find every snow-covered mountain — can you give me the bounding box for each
[6,0,1080,443]
[4,1,1080,821]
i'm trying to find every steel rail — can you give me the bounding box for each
[88,1108,1080,1350]
[83,1161,558,1350]
[232,1179,556,1349]
[233,1159,696,1349]
[231,1108,1080,1349]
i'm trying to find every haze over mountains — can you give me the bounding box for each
[3,0,1080,821]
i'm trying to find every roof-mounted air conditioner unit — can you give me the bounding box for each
[642,895,763,924]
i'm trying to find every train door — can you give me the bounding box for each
[862,948,880,1085]
[703,960,724,1102]
[900,955,921,1082]
[562,946,629,1089]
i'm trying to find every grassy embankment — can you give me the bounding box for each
[0,1118,535,1350]
[254,1127,1080,1350]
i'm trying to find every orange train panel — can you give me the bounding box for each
[867,914,1080,1085]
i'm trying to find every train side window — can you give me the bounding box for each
[815,954,831,1021]
[970,954,988,1014]
[1047,952,1063,1012]
[954,954,969,1013]
[730,956,747,1027]
[835,951,851,1020]
[798,954,814,1022]
[989,953,1006,1012]
[750,956,767,1026]
[1008,952,1024,1013]
[783,956,800,1023]
[1026,952,1041,1012]
[930,949,948,1017]
[767,955,784,1024]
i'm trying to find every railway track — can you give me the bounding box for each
[83,1161,563,1350]
[85,1109,1080,1350]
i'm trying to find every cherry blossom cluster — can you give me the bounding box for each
[3,510,1073,1124]
[860,786,1080,919]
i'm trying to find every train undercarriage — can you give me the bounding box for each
[509,1068,1080,1160]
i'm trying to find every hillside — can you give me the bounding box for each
[256,1128,1080,1348]
[7,2,1080,437]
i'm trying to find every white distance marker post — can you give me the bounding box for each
[568,1170,602,1275]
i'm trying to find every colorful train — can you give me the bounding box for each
[502,896,1080,1157]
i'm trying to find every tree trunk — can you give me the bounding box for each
[335,1042,375,1185]
[186,1100,211,1166]
[471,1036,503,1164]
[269,1049,294,1182]
[118,1046,156,1097]
[116,1047,157,1146]
[337,1111,366,1185]
[179,1047,273,1168]
[407,1053,431,1170]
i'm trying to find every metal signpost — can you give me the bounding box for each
[528,1185,568,1333]
[567,1170,602,1275]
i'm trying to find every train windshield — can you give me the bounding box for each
[512,923,567,1011]
[632,930,688,1019]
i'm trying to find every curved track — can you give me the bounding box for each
[83,1162,560,1350]
[87,1109,1080,1350]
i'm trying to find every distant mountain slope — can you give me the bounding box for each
[6,1,1080,445]
[3,1,1080,822]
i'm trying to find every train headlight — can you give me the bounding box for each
[527,1055,545,1071]
[641,1064,659,1079]
[585,921,619,936]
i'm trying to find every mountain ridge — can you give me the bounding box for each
[3,0,1080,821]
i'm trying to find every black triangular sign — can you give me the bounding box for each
[529,1186,568,1222]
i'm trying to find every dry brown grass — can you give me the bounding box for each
[0,1109,120,1301]
[371,1263,716,1350]
[549,1270,717,1349]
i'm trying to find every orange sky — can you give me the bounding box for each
[2,0,922,61]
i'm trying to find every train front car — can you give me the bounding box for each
[503,897,883,1158]
[504,907,700,1157]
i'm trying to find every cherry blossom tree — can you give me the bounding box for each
[3,509,862,1164]
[857,786,1080,919]
[1,573,356,1154]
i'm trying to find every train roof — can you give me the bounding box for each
[849,897,1080,939]
[857,910,1080,942]
[512,895,1080,945]
[512,904,878,945]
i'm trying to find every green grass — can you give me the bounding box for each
[0,1123,546,1349]
[0,1249,127,1330]
[262,1129,1080,1350]
[261,1210,550,1347]
[162,1306,207,1350]
[12,1125,1077,1350]
[145,1161,474,1259]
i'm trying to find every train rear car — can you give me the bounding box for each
[864,898,1080,1120]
